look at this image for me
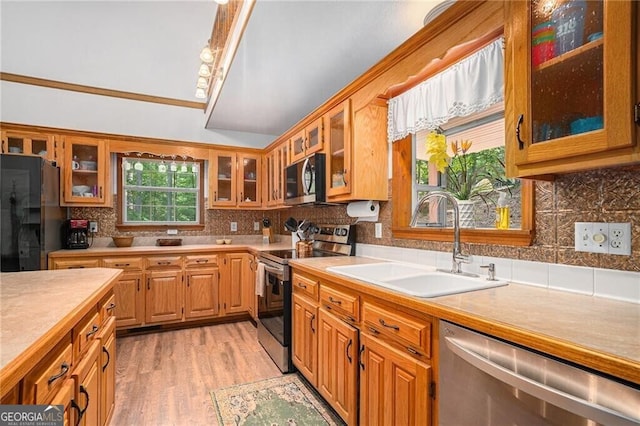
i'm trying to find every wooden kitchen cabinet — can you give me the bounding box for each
[145,269,183,324]
[292,293,318,387]
[244,254,258,320]
[209,150,262,208]
[325,99,388,201]
[103,258,145,329]
[97,317,116,426]
[317,309,359,425]
[72,340,100,426]
[264,141,290,208]
[1,129,59,162]
[185,267,220,319]
[61,135,110,206]
[505,0,638,177]
[237,152,262,207]
[51,258,101,269]
[223,253,248,315]
[359,332,431,426]
[49,379,79,426]
[290,118,323,164]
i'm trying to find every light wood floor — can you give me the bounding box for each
[111,321,283,425]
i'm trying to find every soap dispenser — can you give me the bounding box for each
[495,191,510,230]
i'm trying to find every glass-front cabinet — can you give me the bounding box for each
[290,118,323,164]
[1,130,57,162]
[507,0,635,177]
[238,153,261,208]
[265,141,289,208]
[209,151,237,207]
[62,136,109,205]
[326,100,351,197]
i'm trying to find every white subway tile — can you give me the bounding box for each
[548,264,594,295]
[512,260,549,287]
[594,269,640,303]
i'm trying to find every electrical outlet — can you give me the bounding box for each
[254,221,260,231]
[230,222,238,232]
[167,229,178,235]
[608,222,631,256]
[375,223,382,239]
[89,221,98,233]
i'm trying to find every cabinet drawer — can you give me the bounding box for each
[24,337,73,404]
[362,301,431,358]
[185,254,218,267]
[102,257,143,270]
[146,256,182,269]
[74,311,100,358]
[292,273,319,301]
[320,284,359,322]
[100,293,116,321]
[51,259,100,269]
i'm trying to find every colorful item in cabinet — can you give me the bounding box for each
[532,21,555,66]
[570,115,603,135]
[552,0,586,56]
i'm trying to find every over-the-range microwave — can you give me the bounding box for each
[284,153,326,205]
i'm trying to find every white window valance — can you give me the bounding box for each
[387,37,504,143]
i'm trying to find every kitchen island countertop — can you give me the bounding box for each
[0,268,122,396]
[288,256,640,385]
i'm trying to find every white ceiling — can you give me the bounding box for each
[1,0,443,140]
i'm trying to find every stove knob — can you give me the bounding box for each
[340,228,348,236]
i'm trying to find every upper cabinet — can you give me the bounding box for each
[209,150,262,208]
[506,0,638,177]
[326,98,388,202]
[264,141,290,208]
[290,118,323,164]
[1,129,59,162]
[62,136,110,206]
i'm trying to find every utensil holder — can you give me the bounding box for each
[296,241,313,257]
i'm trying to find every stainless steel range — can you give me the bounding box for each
[256,224,355,373]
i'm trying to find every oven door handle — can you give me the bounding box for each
[444,336,639,426]
[259,262,284,277]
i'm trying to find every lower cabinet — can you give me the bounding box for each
[145,269,184,323]
[50,379,79,426]
[113,271,144,328]
[72,340,101,426]
[292,293,318,387]
[98,317,116,426]
[359,332,431,426]
[317,309,359,425]
[185,267,220,319]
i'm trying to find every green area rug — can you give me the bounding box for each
[210,374,345,426]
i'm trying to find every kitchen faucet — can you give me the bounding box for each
[410,191,471,274]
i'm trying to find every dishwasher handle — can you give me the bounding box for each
[445,335,640,426]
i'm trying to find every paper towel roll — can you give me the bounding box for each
[347,200,379,222]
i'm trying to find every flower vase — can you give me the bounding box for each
[456,199,476,228]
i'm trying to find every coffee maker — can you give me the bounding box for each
[62,219,90,249]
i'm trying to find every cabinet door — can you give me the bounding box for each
[224,254,247,314]
[98,317,116,426]
[508,0,634,176]
[185,267,220,319]
[244,254,257,319]
[238,153,261,207]
[317,309,358,425]
[72,340,100,426]
[145,270,183,323]
[209,151,237,207]
[1,130,57,161]
[359,333,431,426]
[305,117,324,156]
[290,130,306,163]
[265,150,277,207]
[62,136,109,205]
[326,100,352,197]
[50,379,79,426]
[292,293,318,387]
[114,271,145,328]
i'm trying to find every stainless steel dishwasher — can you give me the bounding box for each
[439,321,640,425]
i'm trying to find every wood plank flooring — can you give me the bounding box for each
[111,321,282,425]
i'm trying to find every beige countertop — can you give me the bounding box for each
[0,268,122,396]
[289,256,640,385]
[48,242,294,257]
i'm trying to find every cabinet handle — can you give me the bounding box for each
[156,261,171,265]
[186,276,189,287]
[310,314,315,333]
[71,398,82,426]
[114,263,130,267]
[102,346,110,372]
[86,324,99,340]
[346,339,353,364]
[79,385,90,416]
[359,345,365,370]
[106,302,116,311]
[47,362,69,385]
[240,192,244,201]
[147,278,151,290]
[368,326,380,335]
[214,191,218,201]
[195,259,209,263]
[297,282,307,289]
[328,296,342,305]
[69,266,85,269]
[379,318,400,331]
[516,114,525,150]
[137,279,140,292]
[342,169,348,185]
[635,103,640,125]
[406,346,420,356]
[99,186,103,198]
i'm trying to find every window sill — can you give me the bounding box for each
[392,226,534,246]
[116,224,205,232]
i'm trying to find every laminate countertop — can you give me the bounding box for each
[0,268,122,396]
[289,256,640,385]
[48,242,294,257]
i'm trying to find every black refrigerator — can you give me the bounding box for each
[0,155,66,271]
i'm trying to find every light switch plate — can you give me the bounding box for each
[575,222,631,255]
[230,222,238,232]
[167,229,178,235]
[375,223,382,238]
[254,221,260,231]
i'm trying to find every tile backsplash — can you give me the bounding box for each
[73,166,640,273]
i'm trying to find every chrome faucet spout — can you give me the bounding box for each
[410,191,470,274]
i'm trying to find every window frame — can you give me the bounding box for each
[116,154,205,231]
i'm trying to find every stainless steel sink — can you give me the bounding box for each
[327,262,507,297]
